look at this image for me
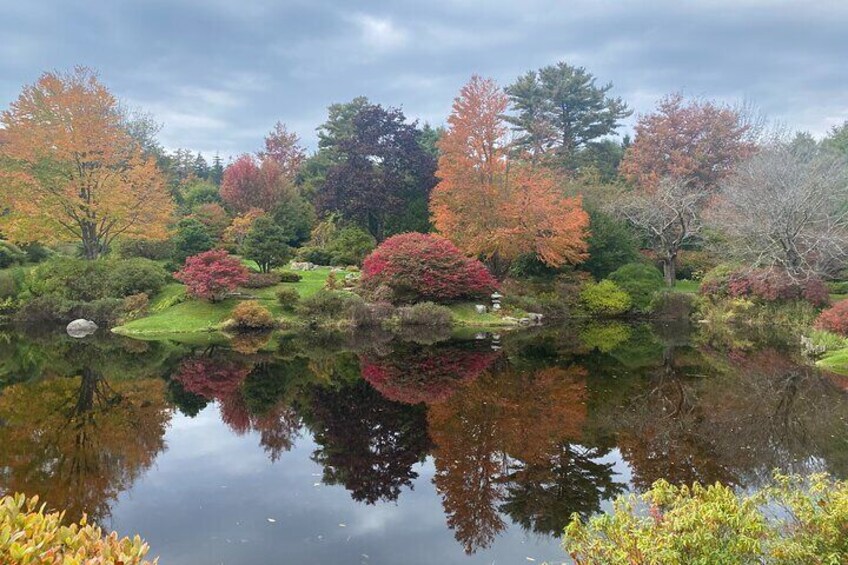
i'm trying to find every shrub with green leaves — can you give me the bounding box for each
[275,287,300,311]
[580,280,632,316]
[108,258,169,297]
[396,302,453,326]
[608,263,664,312]
[0,493,155,564]
[326,225,376,266]
[0,241,25,268]
[171,217,214,264]
[564,472,848,565]
[296,290,359,320]
[278,271,302,283]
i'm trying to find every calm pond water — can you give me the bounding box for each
[0,321,846,564]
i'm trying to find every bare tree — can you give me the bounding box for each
[711,142,848,278]
[614,177,707,286]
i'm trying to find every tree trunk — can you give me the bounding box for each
[81,221,102,260]
[662,254,676,287]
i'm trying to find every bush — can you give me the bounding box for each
[26,257,111,301]
[14,295,73,323]
[297,290,358,320]
[580,280,632,316]
[175,249,249,302]
[112,238,173,260]
[0,270,19,299]
[121,293,150,322]
[582,209,640,279]
[326,226,377,266]
[275,287,300,311]
[230,300,276,329]
[296,246,332,266]
[827,280,848,295]
[242,272,281,288]
[21,242,51,263]
[700,266,829,307]
[72,298,126,326]
[0,493,154,564]
[108,258,169,297]
[396,302,453,326]
[564,472,848,564]
[349,300,395,328]
[362,233,497,303]
[171,218,214,264]
[608,263,665,312]
[278,270,302,283]
[0,241,25,268]
[815,299,848,336]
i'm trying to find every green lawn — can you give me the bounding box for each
[448,302,526,327]
[670,279,700,293]
[114,267,333,335]
[818,347,848,375]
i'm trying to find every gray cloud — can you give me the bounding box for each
[1,0,845,160]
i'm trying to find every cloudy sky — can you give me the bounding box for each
[1,0,846,160]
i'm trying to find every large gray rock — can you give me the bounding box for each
[66,318,98,338]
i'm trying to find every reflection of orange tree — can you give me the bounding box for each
[0,369,170,522]
[360,343,500,405]
[305,379,432,504]
[427,365,597,553]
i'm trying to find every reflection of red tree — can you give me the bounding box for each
[360,345,499,405]
[173,357,251,400]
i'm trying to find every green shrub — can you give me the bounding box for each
[396,302,453,326]
[808,329,848,352]
[564,472,848,565]
[73,298,126,326]
[580,280,631,316]
[230,300,277,329]
[275,287,300,312]
[21,242,51,263]
[108,258,169,297]
[278,270,302,283]
[582,209,641,279]
[297,246,331,266]
[0,493,154,564]
[675,249,718,281]
[14,295,74,323]
[0,270,19,299]
[297,290,358,320]
[0,241,25,268]
[608,263,664,312]
[827,280,848,295]
[326,226,376,266]
[171,217,214,264]
[26,258,112,301]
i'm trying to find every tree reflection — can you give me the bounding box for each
[305,379,432,504]
[427,365,622,553]
[0,368,170,522]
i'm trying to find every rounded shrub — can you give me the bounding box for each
[278,271,302,283]
[326,225,376,266]
[396,302,453,327]
[296,290,359,320]
[108,258,169,297]
[242,272,281,288]
[275,287,300,311]
[174,249,249,302]
[580,280,632,316]
[608,263,664,312]
[815,299,848,336]
[362,232,497,303]
[230,300,276,330]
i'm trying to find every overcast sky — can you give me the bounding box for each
[1,0,846,160]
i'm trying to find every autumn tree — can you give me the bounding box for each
[0,68,173,258]
[258,121,305,180]
[506,62,631,168]
[430,76,590,272]
[174,249,249,301]
[620,94,758,191]
[313,102,437,240]
[221,155,290,213]
[223,208,264,249]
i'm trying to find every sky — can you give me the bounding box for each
[1,0,846,160]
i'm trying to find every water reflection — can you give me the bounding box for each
[0,324,845,562]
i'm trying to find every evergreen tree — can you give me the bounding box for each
[171,218,214,264]
[193,152,210,179]
[241,216,292,273]
[210,152,225,186]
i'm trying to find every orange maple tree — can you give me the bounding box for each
[0,68,173,258]
[430,75,590,270]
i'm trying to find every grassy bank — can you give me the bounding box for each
[113,267,522,336]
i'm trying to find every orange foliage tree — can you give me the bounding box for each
[430,75,589,272]
[0,68,173,258]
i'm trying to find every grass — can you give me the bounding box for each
[818,348,848,375]
[670,279,700,293]
[448,302,526,327]
[114,267,333,335]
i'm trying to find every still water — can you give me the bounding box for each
[0,322,846,563]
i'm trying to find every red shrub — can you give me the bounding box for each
[362,233,497,303]
[702,266,828,306]
[361,344,499,405]
[815,300,848,336]
[175,249,249,301]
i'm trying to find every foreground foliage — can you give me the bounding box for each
[0,494,155,564]
[564,472,848,565]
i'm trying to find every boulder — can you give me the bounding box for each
[67,319,98,338]
[475,304,487,314]
[527,312,544,324]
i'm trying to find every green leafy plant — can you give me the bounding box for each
[564,472,848,565]
[275,287,300,312]
[0,493,155,564]
[608,263,664,312]
[580,280,631,316]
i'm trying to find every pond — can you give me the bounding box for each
[0,321,846,563]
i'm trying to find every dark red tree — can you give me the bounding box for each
[174,249,249,301]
